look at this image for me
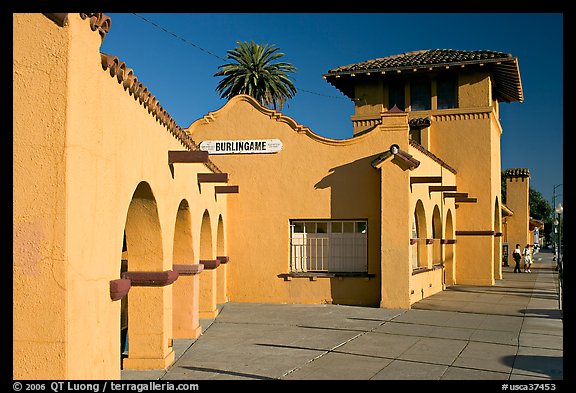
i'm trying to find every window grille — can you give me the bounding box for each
[290,220,368,273]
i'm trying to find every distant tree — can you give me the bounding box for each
[530,188,554,244]
[529,188,553,222]
[214,40,297,110]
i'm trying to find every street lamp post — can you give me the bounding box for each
[555,203,563,268]
[552,184,562,258]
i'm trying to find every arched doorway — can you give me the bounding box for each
[172,199,201,338]
[412,200,428,270]
[494,197,502,280]
[444,209,455,286]
[199,210,218,318]
[216,215,227,304]
[432,205,442,266]
[122,182,174,369]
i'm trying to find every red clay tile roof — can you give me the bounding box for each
[409,117,432,128]
[80,13,111,41]
[327,49,513,73]
[324,49,523,103]
[504,168,530,178]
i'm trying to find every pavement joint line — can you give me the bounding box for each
[212,320,373,333]
[278,310,409,379]
[438,339,471,380]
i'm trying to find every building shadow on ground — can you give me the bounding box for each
[501,355,563,379]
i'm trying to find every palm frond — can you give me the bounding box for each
[214,40,297,110]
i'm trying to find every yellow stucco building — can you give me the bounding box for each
[13,13,527,379]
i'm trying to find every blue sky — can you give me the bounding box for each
[100,13,563,206]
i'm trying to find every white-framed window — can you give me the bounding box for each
[290,220,368,273]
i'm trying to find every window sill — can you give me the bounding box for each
[278,272,376,281]
[412,264,444,276]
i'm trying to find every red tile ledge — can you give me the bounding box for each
[200,260,220,270]
[121,270,179,286]
[216,256,229,264]
[173,264,204,275]
[110,278,131,301]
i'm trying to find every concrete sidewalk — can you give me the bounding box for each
[122,249,562,380]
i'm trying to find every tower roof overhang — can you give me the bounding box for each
[323,49,523,103]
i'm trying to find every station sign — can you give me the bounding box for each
[199,139,282,155]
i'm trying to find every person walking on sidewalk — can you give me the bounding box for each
[513,244,522,273]
[523,244,532,272]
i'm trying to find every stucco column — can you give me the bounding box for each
[199,268,218,318]
[216,263,227,304]
[123,285,175,370]
[377,109,412,309]
[455,235,495,285]
[379,166,411,308]
[172,264,203,339]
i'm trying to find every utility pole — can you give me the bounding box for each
[552,184,562,260]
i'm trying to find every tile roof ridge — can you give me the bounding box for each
[80,13,112,41]
[504,168,531,178]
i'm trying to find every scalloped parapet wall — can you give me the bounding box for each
[190,94,379,147]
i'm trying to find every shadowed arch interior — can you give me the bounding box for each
[200,210,213,260]
[173,199,194,264]
[494,197,502,279]
[444,209,455,285]
[432,205,442,265]
[124,182,163,271]
[414,200,428,269]
[216,215,225,257]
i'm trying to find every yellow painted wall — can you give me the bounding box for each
[13,13,70,380]
[189,98,457,309]
[14,13,227,379]
[406,147,456,302]
[409,268,444,304]
[353,80,384,119]
[190,97,387,306]
[429,111,500,285]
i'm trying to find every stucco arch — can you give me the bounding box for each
[121,181,174,370]
[216,214,227,304]
[432,205,442,265]
[216,214,225,257]
[200,210,213,260]
[124,181,163,271]
[172,199,202,339]
[173,199,194,265]
[199,209,218,318]
[444,209,456,285]
[494,197,502,280]
[413,200,428,269]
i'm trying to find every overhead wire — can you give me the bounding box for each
[130,13,348,101]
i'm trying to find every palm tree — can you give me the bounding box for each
[214,40,297,110]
